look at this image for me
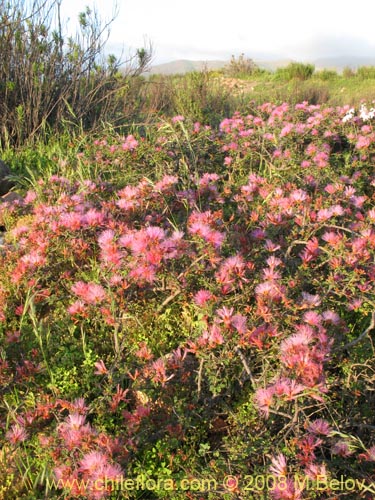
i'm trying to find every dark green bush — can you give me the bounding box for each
[275,62,315,81]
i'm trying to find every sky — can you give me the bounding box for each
[58,0,375,65]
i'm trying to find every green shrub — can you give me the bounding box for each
[342,66,355,78]
[356,65,375,79]
[315,69,338,81]
[275,62,315,81]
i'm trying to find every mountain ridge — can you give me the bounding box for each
[143,56,375,75]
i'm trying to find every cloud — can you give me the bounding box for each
[284,35,375,60]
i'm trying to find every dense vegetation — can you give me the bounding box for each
[1,3,375,499]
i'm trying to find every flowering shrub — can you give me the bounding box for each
[1,104,375,498]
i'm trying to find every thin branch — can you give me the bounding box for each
[234,346,256,389]
[197,358,204,396]
[334,311,375,353]
[156,288,181,313]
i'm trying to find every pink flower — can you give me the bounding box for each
[94,360,108,375]
[149,358,174,385]
[79,451,109,474]
[207,324,224,346]
[216,306,234,327]
[270,453,287,476]
[331,440,353,457]
[116,185,140,211]
[303,311,322,326]
[255,281,283,301]
[355,135,372,149]
[193,289,214,307]
[71,281,106,305]
[231,314,247,334]
[59,211,85,230]
[254,387,274,418]
[280,123,293,137]
[300,292,321,308]
[84,209,105,226]
[307,418,332,436]
[348,298,363,311]
[66,413,87,430]
[215,255,248,293]
[6,424,28,444]
[121,134,138,150]
[272,378,305,400]
[172,115,184,123]
[321,231,343,246]
[24,190,37,204]
[67,300,87,316]
[154,175,178,192]
[368,208,375,222]
[304,462,328,481]
[322,310,340,325]
[270,478,303,500]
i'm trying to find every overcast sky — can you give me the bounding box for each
[59,0,375,64]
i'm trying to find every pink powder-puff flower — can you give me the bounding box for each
[66,413,87,430]
[331,440,354,457]
[348,298,363,311]
[303,311,322,326]
[84,209,105,226]
[207,324,224,347]
[321,231,343,246]
[67,300,87,316]
[273,378,305,400]
[79,451,109,474]
[254,387,274,418]
[269,453,287,477]
[172,115,184,123]
[94,360,108,375]
[71,281,106,305]
[24,190,37,204]
[122,134,138,150]
[6,424,28,444]
[154,175,178,191]
[300,292,321,308]
[304,463,328,481]
[367,208,375,222]
[231,314,247,334]
[193,289,214,307]
[307,418,332,436]
[216,306,234,327]
[322,310,341,325]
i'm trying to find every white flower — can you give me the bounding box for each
[342,108,355,123]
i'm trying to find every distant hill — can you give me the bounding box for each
[313,56,375,71]
[142,56,375,76]
[144,58,292,76]
[144,59,227,75]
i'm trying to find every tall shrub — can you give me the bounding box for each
[0,0,151,146]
